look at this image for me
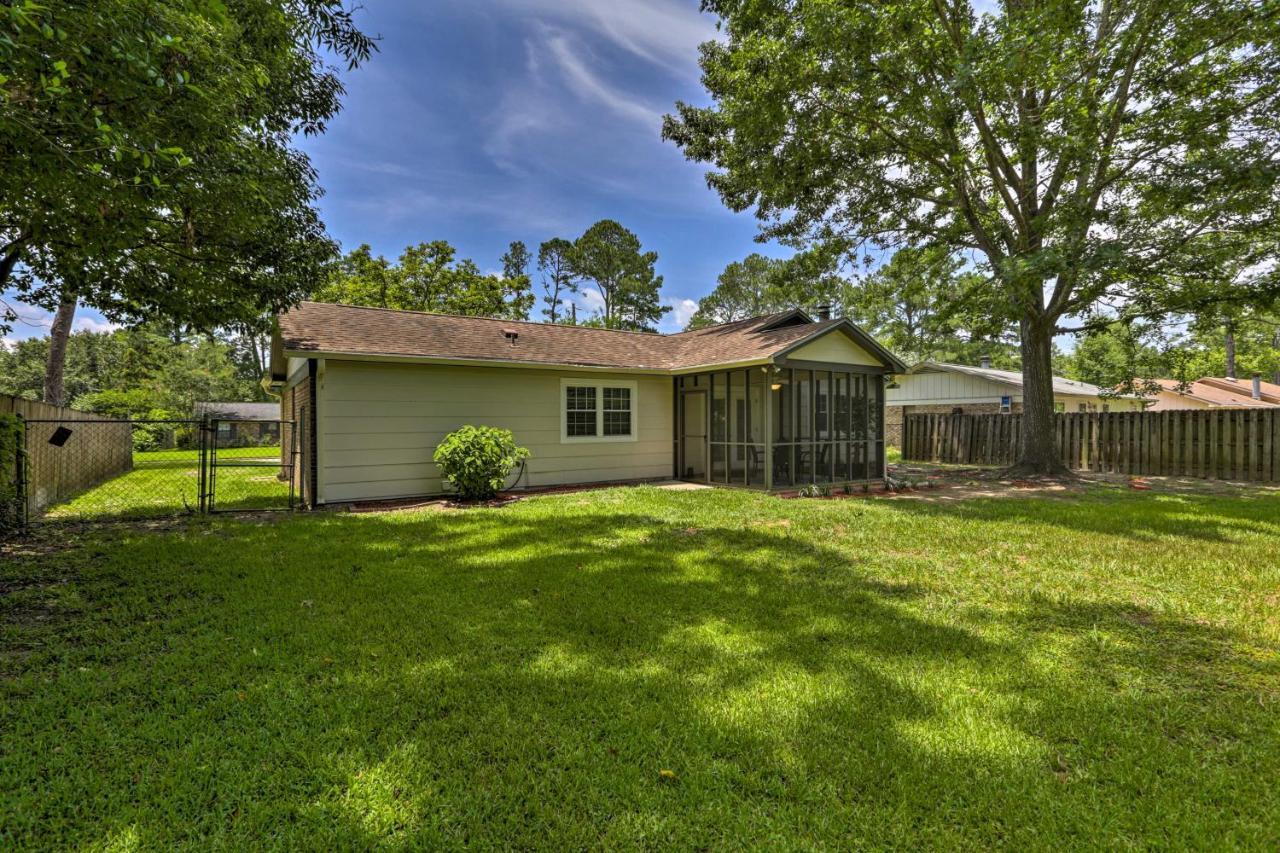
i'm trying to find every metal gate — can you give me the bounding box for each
[205,418,297,513]
[17,417,297,524]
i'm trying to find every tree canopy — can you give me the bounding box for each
[537,238,580,323]
[687,253,821,329]
[665,0,1280,472]
[0,326,262,418]
[1,0,375,400]
[1064,309,1280,392]
[314,241,535,320]
[841,246,1017,366]
[569,220,669,331]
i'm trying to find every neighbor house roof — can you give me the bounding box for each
[272,302,906,376]
[1196,376,1280,405]
[909,361,1134,398]
[194,401,280,420]
[1145,378,1280,409]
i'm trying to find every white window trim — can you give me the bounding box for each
[560,378,638,444]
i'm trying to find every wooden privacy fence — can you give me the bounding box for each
[1,395,133,514]
[902,409,1280,481]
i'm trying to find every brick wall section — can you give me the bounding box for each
[278,374,315,505]
[885,402,1021,447]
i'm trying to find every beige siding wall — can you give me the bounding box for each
[1146,391,1213,411]
[787,332,880,365]
[888,370,1013,405]
[318,360,673,502]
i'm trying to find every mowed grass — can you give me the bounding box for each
[3,486,1279,848]
[43,446,290,519]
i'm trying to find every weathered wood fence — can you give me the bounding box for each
[902,409,1280,481]
[1,395,133,514]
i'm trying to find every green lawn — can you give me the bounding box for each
[43,446,291,520]
[3,486,1279,848]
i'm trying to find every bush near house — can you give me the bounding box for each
[433,425,530,500]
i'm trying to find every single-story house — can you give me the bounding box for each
[885,359,1146,446]
[1141,376,1280,411]
[269,302,906,506]
[193,401,282,446]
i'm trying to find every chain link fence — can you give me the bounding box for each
[20,418,297,523]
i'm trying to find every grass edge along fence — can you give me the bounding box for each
[0,412,20,533]
[902,409,1280,481]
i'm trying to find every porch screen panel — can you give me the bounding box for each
[747,369,765,486]
[771,369,794,487]
[728,371,746,483]
[869,376,884,477]
[814,371,833,483]
[711,373,727,482]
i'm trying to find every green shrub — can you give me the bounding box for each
[0,414,22,533]
[131,412,179,450]
[433,426,530,501]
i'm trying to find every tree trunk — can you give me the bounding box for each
[1014,315,1067,476]
[1273,328,1279,386]
[43,294,77,406]
[0,242,23,289]
[1224,322,1236,379]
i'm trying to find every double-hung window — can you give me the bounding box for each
[566,385,598,437]
[562,379,637,442]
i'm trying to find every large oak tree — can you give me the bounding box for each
[665,0,1280,473]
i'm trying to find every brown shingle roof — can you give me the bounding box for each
[275,302,905,373]
[1146,378,1280,409]
[1197,376,1280,405]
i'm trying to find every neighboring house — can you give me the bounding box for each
[1142,376,1280,411]
[194,401,282,447]
[885,359,1146,446]
[269,302,906,505]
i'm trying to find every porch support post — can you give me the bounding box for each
[763,365,774,491]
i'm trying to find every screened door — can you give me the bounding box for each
[680,391,708,480]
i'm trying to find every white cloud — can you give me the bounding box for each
[540,28,662,128]
[73,316,120,334]
[346,184,573,233]
[577,287,607,316]
[1,336,17,351]
[662,297,698,332]
[497,0,716,72]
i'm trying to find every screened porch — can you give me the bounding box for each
[674,365,886,490]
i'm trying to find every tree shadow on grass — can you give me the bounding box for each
[5,507,1279,848]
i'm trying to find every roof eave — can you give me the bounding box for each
[280,348,674,374]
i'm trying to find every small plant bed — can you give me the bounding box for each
[778,477,940,499]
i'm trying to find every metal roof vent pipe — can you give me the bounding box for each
[502,329,519,346]
[815,304,831,321]
[1253,373,1262,399]
[979,354,992,369]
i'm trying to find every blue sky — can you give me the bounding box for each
[4,0,787,343]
